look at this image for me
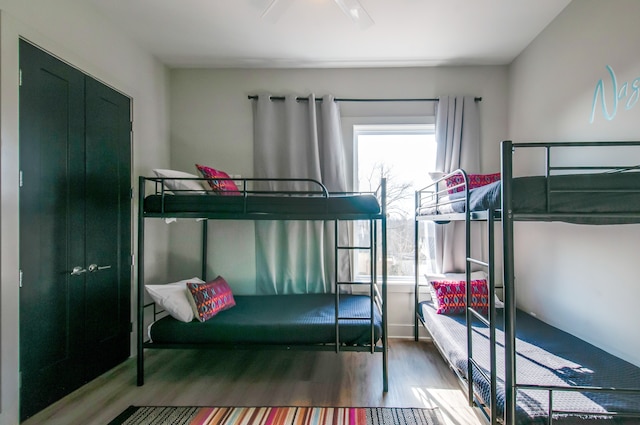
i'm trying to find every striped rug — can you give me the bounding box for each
[109,406,445,425]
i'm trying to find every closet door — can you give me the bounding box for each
[84,76,132,378]
[18,40,132,420]
[19,40,87,420]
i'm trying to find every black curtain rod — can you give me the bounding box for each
[247,95,482,102]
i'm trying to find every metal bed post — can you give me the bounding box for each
[487,209,498,425]
[501,140,517,425]
[201,220,208,281]
[334,219,340,353]
[137,176,146,386]
[464,174,474,407]
[414,191,420,341]
[381,178,389,392]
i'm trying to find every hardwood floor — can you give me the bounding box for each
[22,339,484,425]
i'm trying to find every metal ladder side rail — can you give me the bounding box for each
[465,209,499,425]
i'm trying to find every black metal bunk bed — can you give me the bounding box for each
[137,175,388,391]
[414,141,640,424]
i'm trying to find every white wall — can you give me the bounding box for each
[0,1,171,423]
[169,66,509,334]
[508,0,640,366]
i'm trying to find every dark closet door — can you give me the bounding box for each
[19,40,132,420]
[83,76,132,378]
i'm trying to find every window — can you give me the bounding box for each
[354,124,437,283]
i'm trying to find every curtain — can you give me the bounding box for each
[434,95,481,273]
[252,94,350,294]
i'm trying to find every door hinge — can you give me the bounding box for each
[129,322,133,333]
[130,254,135,267]
[19,170,23,188]
[19,69,22,87]
[19,269,23,288]
[130,187,134,199]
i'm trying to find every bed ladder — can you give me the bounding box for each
[465,209,499,425]
[334,218,379,354]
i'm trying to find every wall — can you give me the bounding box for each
[169,66,509,337]
[508,0,640,366]
[0,1,170,423]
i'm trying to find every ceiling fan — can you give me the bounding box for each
[261,0,375,29]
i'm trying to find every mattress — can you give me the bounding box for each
[144,193,381,217]
[417,172,640,224]
[150,294,382,346]
[419,301,640,424]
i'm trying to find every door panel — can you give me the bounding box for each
[84,76,132,377]
[19,40,87,420]
[19,40,132,420]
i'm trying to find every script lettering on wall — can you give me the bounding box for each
[590,65,640,123]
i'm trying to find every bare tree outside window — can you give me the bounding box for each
[355,128,437,281]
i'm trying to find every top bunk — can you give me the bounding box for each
[415,140,640,225]
[139,175,386,221]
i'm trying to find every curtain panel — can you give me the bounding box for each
[434,95,481,273]
[252,94,350,294]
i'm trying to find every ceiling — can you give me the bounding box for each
[87,0,572,69]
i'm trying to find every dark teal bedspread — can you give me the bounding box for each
[150,294,382,346]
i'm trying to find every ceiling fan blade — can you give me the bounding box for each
[261,0,294,23]
[334,0,375,29]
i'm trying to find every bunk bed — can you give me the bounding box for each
[137,175,388,391]
[414,141,640,424]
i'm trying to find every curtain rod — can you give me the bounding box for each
[247,95,482,102]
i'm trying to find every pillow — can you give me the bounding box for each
[195,164,241,195]
[445,172,501,194]
[186,275,236,322]
[426,271,503,315]
[152,169,209,194]
[145,277,205,322]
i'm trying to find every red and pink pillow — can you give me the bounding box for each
[427,271,490,315]
[195,164,241,195]
[186,276,236,322]
[445,172,500,194]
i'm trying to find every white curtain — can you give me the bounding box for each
[252,94,350,294]
[434,95,481,273]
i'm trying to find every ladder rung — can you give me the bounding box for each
[337,316,373,321]
[337,246,371,250]
[337,281,373,285]
[468,307,490,326]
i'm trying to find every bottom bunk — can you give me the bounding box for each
[418,300,640,424]
[148,294,383,346]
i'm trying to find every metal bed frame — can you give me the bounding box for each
[136,176,388,391]
[414,140,640,424]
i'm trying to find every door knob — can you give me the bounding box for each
[88,264,112,273]
[70,266,87,276]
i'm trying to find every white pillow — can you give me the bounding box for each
[152,169,209,194]
[425,271,504,309]
[145,277,205,322]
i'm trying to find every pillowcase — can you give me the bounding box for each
[186,275,236,322]
[145,277,205,322]
[426,271,503,315]
[152,169,209,194]
[445,172,501,194]
[195,164,241,195]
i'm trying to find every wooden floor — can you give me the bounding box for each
[22,339,484,425]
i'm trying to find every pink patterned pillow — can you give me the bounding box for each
[186,276,236,322]
[429,278,489,315]
[195,164,240,195]
[445,172,500,194]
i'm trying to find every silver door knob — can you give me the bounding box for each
[70,266,87,276]
[88,264,112,272]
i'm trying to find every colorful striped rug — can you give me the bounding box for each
[109,406,445,425]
